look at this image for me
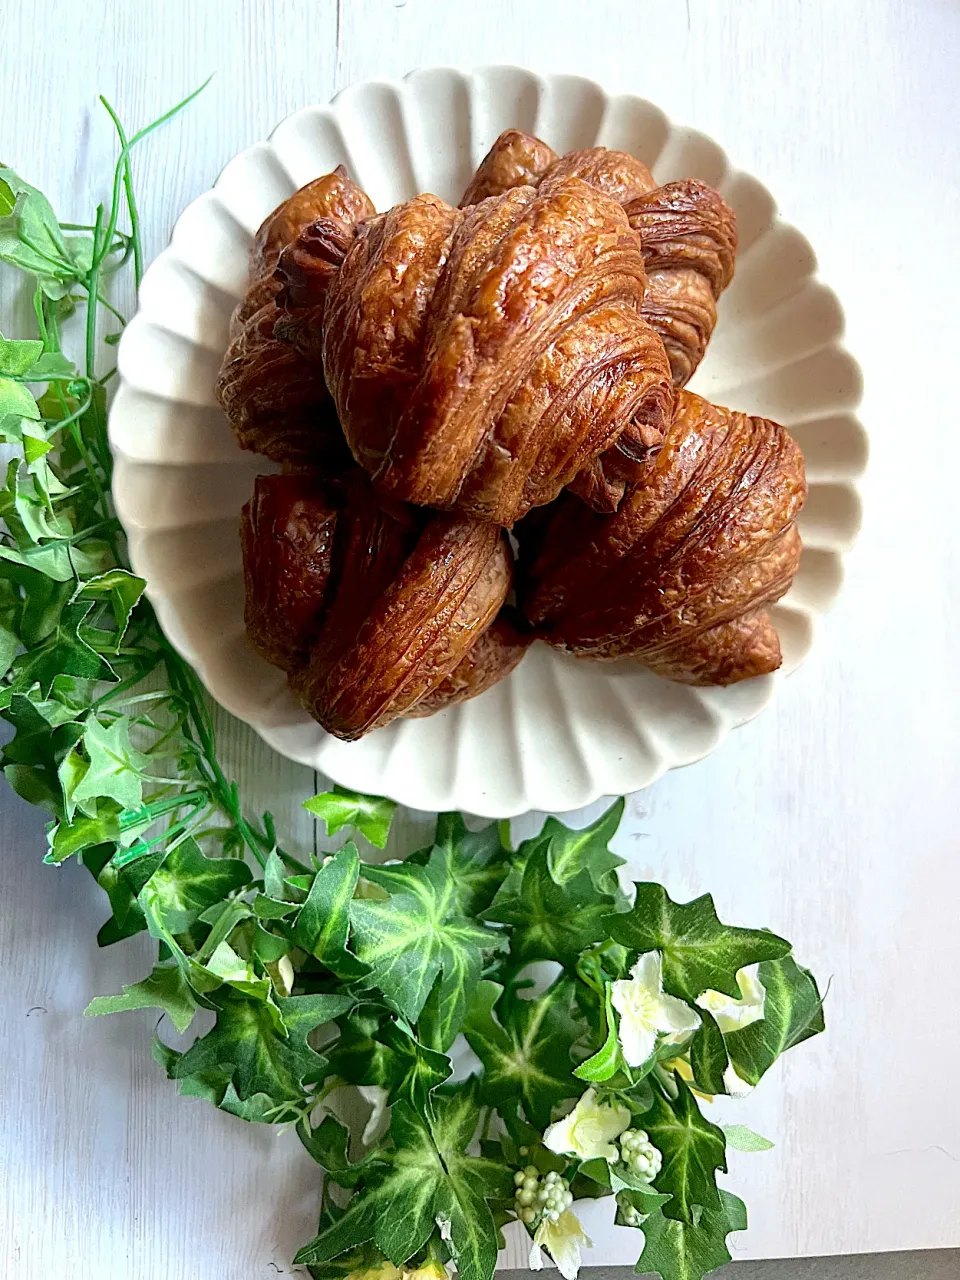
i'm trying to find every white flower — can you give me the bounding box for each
[543,1088,631,1162]
[610,952,701,1067]
[696,965,765,1033]
[722,1062,754,1098]
[529,1208,591,1280]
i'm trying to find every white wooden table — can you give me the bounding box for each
[2,2,960,1277]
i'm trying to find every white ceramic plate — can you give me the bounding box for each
[110,66,866,818]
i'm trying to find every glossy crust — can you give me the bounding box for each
[459,129,558,205]
[241,473,340,674]
[460,131,737,385]
[518,389,806,685]
[285,178,673,524]
[216,168,374,467]
[240,470,518,739]
[624,180,737,385]
[291,483,514,738]
[407,609,532,717]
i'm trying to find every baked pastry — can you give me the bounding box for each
[216,168,374,466]
[278,179,674,523]
[241,472,518,739]
[406,609,531,718]
[461,131,736,385]
[518,389,806,685]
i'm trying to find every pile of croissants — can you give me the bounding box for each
[217,129,806,741]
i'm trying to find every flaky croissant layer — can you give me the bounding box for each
[518,389,806,686]
[278,177,674,524]
[242,473,528,740]
[219,133,805,730]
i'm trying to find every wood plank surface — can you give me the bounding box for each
[1,1,959,1276]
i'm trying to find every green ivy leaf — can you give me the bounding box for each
[643,1076,727,1224]
[139,836,253,934]
[428,811,510,915]
[722,1125,774,1153]
[0,167,73,280]
[295,1090,512,1280]
[0,332,44,376]
[636,1191,745,1280]
[482,845,614,968]
[304,786,397,848]
[168,989,353,1109]
[297,1113,389,1186]
[85,959,200,1033]
[544,798,626,893]
[292,844,369,979]
[573,982,621,1082]
[462,979,584,1128]
[378,1017,452,1110]
[350,852,506,1034]
[74,569,146,647]
[9,599,116,694]
[607,884,791,1001]
[724,955,825,1086]
[67,714,149,814]
[689,1009,729,1096]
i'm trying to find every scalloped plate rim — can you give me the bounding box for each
[109,64,866,818]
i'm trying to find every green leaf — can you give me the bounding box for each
[0,620,19,678]
[379,1018,452,1109]
[544,798,626,892]
[574,982,622,1082]
[482,844,614,968]
[297,1113,388,1186]
[689,1009,729,1096]
[85,959,200,1033]
[636,1202,736,1280]
[462,980,584,1127]
[607,884,791,1001]
[295,1091,512,1280]
[0,375,41,420]
[722,1125,774,1153]
[46,800,121,863]
[0,167,73,279]
[0,333,43,376]
[350,851,506,1037]
[642,1076,726,1224]
[430,811,510,915]
[292,844,368,978]
[724,955,825,1086]
[304,786,397,848]
[170,989,353,1108]
[324,1004,399,1090]
[10,599,116,693]
[68,714,149,814]
[75,569,146,646]
[139,837,253,934]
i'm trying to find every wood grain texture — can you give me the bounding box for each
[2,0,960,1276]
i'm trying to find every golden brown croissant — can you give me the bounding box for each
[241,472,520,739]
[461,131,736,385]
[406,609,531,718]
[518,389,806,685]
[277,179,674,523]
[216,168,374,466]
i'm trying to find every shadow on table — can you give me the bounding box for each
[501,1251,960,1280]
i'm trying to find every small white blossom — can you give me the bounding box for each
[611,952,701,1067]
[696,965,765,1033]
[543,1088,631,1162]
[529,1208,591,1280]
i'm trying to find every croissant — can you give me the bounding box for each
[277,178,674,523]
[216,168,374,466]
[241,472,520,739]
[518,389,806,685]
[462,131,736,385]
